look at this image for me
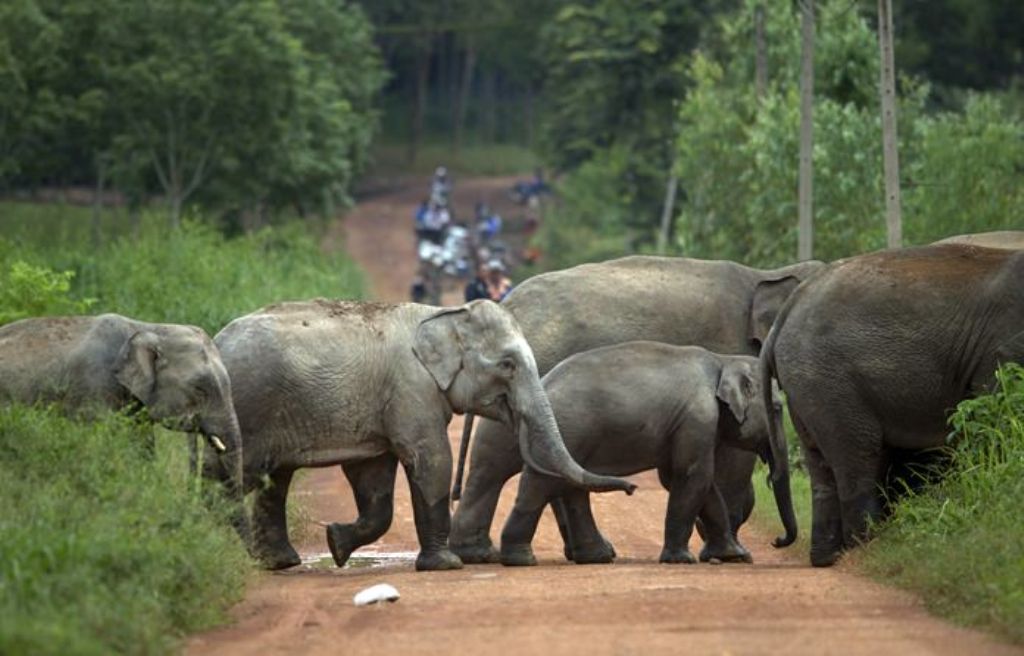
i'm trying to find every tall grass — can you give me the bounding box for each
[0,406,251,655]
[0,202,364,334]
[860,363,1024,643]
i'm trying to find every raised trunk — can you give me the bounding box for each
[514,376,636,495]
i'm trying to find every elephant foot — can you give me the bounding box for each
[450,539,500,564]
[500,543,537,567]
[326,522,359,568]
[659,547,697,564]
[699,540,753,564]
[256,544,301,571]
[416,548,464,572]
[810,548,841,568]
[571,540,616,565]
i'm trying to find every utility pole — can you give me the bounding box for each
[878,0,902,248]
[797,0,815,261]
[755,4,767,103]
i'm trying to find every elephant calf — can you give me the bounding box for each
[500,342,797,566]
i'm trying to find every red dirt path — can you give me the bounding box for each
[186,176,1020,656]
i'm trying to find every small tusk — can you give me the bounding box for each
[209,435,227,453]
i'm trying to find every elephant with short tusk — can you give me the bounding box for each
[499,342,796,567]
[450,255,823,564]
[207,298,635,572]
[762,244,1024,567]
[0,313,248,540]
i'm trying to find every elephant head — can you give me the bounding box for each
[114,327,248,538]
[748,261,825,349]
[414,301,636,495]
[716,358,797,547]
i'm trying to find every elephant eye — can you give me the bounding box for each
[498,358,516,373]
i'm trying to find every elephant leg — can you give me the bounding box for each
[499,469,553,567]
[449,418,522,563]
[401,451,462,572]
[834,446,887,551]
[251,467,300,570]
[697,484,752,563]
[326,454,398,568]
[660,443,715,564]
[801,435,845,567]
[561,488,615,564]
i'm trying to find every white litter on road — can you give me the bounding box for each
[353,583,400,606]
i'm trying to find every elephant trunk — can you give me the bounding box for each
[761,344,797,547]
[201,415,251,547]
[513,376,636,495]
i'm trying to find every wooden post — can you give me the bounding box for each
[878,0,902,248]
[657,173,679,254]
[797,0,815,261]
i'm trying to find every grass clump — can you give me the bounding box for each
[0,406,251,655]
[860,363,1024,643]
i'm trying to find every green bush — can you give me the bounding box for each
[0,204,364,335]
[0,261,94,325]
[0,406,251,655]
[859,364,1024,642]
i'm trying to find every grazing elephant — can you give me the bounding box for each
[209,299,635,572]
[450,255,823,564]
[0,313,247,538]
[762,244,1024,567]
[933,230,1024,250]
[499,342,797,567]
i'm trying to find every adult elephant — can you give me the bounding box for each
[450,255,824,564]
[208,299,635,572]
[933,230,1024,250]
[0,313,247,538]
[762,244,1024,567]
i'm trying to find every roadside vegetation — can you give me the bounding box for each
[753,364,1024,644]
[0,205,364,654]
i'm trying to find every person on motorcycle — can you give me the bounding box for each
[430,166,451,207]
[417,200,450,245]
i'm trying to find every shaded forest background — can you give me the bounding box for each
[2,0,1022,265]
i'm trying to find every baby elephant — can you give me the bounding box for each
[500,341,797,566]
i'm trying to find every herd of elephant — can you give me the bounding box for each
[1,229,1021,572]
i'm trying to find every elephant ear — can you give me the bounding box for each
[413,308,467,391]
[748,276,801,348]
[114,331,161,405]
[716,360,754,424]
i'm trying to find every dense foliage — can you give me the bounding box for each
[0,0,385,225]
[0,407,251,655]
[860,364,1024,642]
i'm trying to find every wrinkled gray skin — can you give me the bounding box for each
[0,313,247,539]
[499,342,797,567]
[209,299,634,572]
[933,230,1024,250]
[450,255,823,564]
[762,244,1024,567]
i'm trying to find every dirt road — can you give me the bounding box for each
[187,177,1018,656]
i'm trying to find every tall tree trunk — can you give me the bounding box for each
[657,173,679,254]
[525,83,535,148]
[453,43,477,155]
[797,0,815,261]
[878,0,902,248]
[91,158,105,247]
[483,71,497,144]
[409,39,433,167]
[755,4,767,102]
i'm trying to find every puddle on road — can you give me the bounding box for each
[300,550,418,570]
